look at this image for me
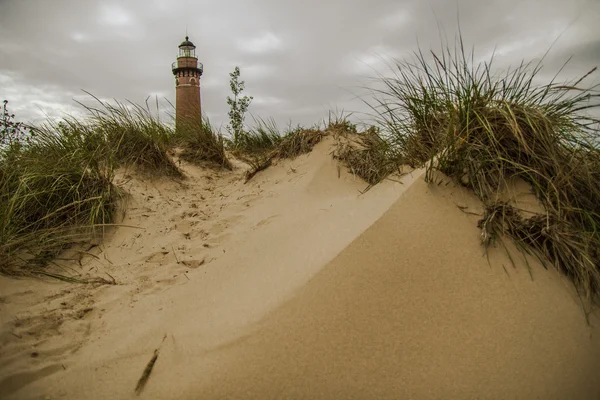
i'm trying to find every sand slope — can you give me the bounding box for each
[1,138,418,399]
[188,176,600,399]
[1,138,599,399]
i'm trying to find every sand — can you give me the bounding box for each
[1,137,599,399]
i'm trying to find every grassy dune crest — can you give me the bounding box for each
[371,36,600,302]
[0,96,229,279]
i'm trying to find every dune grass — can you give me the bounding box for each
[174,116,231,169]
[275,126,324,159]
[324,111,402,188]
[1,103,120,278]
[236,112,397,184]
[238,119,329,182]
[4,35,599,300]
[226,117,281,178]
[370,35,600,302]
[228,116,282,157]
[80,95,183,177]
[333,126,401,188]
[0,93,238,279]
[0,96,192,279]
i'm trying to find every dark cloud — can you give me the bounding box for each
[1,0,599,127]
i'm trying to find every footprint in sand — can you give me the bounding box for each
[0,297,94,396]
[131,274,185,299]
[135,275,153,292]
[11,312,64,340]
[145,251,173,264]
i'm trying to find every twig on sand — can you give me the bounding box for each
[456,204,481,216]
[134,334,167,395]
[171,245,180,264]
[105,272,117,285]
[103,252,114,265]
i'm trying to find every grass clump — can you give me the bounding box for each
[333,126,401,187]
[241,126,325,182]
[275,126,324,159]
[0,101,120,278]
[328,110,402,187]
[478,202,600,299]
[231,118,326,182]
[80,94,182,177]
[229,117,282,156]
[174,116,231,170]
[326,111,358,134]
[372,35,600,302]
[0,94,188,279]
[229,117,324,160]
[227,117,281,175]
[236,112,388,183]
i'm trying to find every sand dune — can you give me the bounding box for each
[1,138,599,399]
[191,176,600,399]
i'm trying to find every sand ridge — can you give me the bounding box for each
[1,137,599,399]
[0,137,420,399]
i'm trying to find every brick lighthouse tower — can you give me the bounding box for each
[172,36,203,129]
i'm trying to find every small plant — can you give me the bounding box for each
[234,117,282,155]
[226,66,253,145]
[1,100,30,152]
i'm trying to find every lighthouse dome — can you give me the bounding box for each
[179,36,195,48]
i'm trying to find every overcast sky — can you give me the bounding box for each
[1,0,599,130]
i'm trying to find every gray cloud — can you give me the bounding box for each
[1,0,599,128]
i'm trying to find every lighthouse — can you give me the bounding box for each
[172,36,203,129]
